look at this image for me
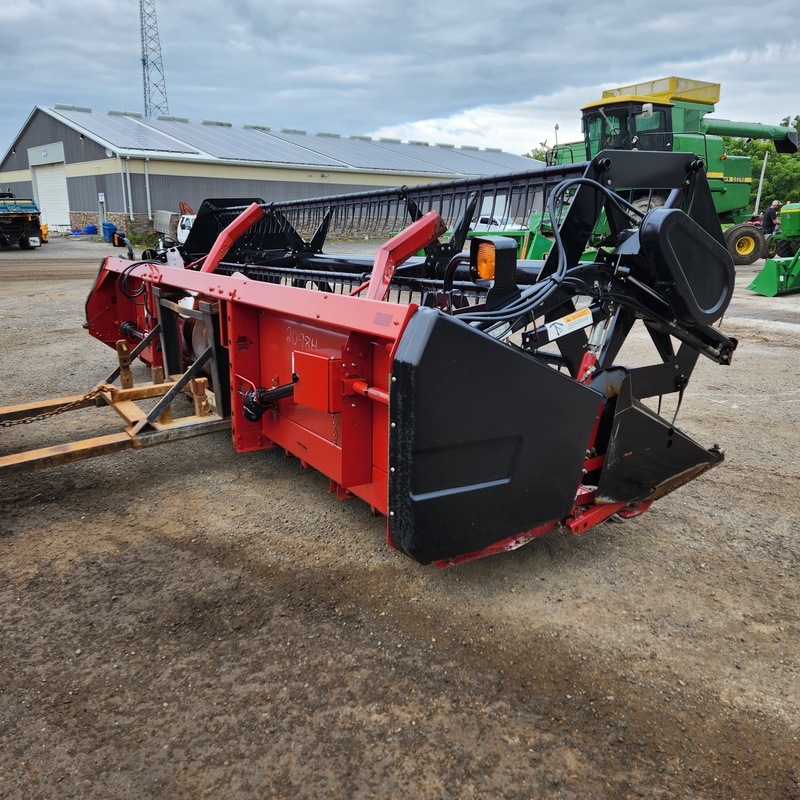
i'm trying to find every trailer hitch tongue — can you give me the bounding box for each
[242,375,298,422]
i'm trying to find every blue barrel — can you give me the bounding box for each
[83,224,97,235]
[102,222,117,243]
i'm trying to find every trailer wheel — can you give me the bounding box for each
[18,235,32,250]
[725,224,764,265]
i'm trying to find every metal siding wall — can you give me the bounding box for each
[0,180,34,197]
[2,112,66,170]
[149,174,212,212]
[53,169,395,215]
[66,135,108,164]
[100,168,152,219]
[2,114,47,171]
[0,148,29,174]
[67,174,127,213]
[129,169,148,217]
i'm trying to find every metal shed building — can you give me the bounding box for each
[0,105,540,235]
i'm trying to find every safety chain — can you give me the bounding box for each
[1,386,106,428]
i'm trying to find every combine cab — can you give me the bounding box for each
[2,151,738,566]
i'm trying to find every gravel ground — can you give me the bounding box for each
[1,234,799,799]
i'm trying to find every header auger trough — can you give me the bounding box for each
[1,150,737,566]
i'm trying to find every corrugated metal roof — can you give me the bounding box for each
[40,106,540,177]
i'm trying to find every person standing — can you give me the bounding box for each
[762,200,781,234]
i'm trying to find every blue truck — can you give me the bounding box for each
[0,193,44,249]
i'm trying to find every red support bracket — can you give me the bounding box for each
[366,210,447,301]
[565,501,627,534]
[199,202,266,274]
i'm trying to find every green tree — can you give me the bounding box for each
[522,146,548,162]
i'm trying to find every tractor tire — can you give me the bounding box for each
[776,239,799,258]
[631,195,666,216]
[765,234,778,258]
[725,224,764,265]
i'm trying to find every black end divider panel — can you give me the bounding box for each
[388,308,602,564]
[639,207,734,326]
[596,375,724,505]
[183,198,266,260]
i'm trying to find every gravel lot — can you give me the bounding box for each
[1,234,799,799]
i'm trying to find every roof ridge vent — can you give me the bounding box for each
[108,109,143,118]
[244,124,271,131]
[379,137,401,144]
[349,135,373,141]
[202,119,232,127]
[316,131,341,138]
[435,142,455,148]
[53,104,92,112]
[157,115,189,122]
[281,128,306,135]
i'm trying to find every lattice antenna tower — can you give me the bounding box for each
[140,0,169,117]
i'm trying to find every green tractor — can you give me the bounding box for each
[549,77,798,265]
[748,202,800,296]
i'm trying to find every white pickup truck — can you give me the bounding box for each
[176,214,196,245]
[472,214,526,231]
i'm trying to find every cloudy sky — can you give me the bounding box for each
[3,0,799,158]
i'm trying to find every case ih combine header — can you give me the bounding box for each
[1,151,737,566]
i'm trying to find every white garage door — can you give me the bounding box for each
[34,162,70,229]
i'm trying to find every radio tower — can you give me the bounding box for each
[140,0,169,117]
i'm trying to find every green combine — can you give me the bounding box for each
[549,77,798,265]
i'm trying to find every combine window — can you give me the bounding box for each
[584,104,673,157]
[634,106,672,152]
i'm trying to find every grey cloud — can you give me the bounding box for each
[2,0,799,156]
